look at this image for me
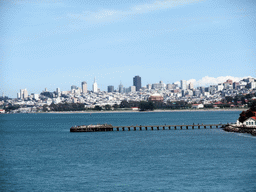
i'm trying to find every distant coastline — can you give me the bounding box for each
[44,108,247,114]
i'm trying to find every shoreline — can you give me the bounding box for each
[3,108,247,115]
[43,108,247,114]
[223,124,256,136]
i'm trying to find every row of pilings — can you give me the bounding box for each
[113,124,222,131]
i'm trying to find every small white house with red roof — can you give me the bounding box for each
[236,116,256,127]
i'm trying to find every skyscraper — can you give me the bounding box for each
[20,89,28,100]
[92,77,98,93]
[81,81,87,94]
[108,85,114,92]
[188,82,193,90]
[56,88,61,97]
[118,82,124,93]
[133,75,141,91]
[180,80,187,90]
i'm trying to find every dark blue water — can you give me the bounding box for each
[1,111,256,191]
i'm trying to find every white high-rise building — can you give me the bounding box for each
[56,88,61,97]
[217,84,224,91]
[81,81,87,94]
[23,89,28,99]
[92,77,98,93]
[180,80,187,90]
[130,86,136,92]
[188,82,193,90]
[249,81,256,89]
[20,89,28,99]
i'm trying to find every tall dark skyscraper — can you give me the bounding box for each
[107,85,114,93]
[133,75,141,91]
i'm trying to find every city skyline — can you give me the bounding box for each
[1,0,255,98]
[15,75,255,97]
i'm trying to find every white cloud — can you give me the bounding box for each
[68,0,205,23]
[188,76,253,87]
[174,81,180,86]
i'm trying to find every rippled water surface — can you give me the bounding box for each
[1,111,256,191]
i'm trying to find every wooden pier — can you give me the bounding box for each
[70,124,224,132]
[112,124,223,131]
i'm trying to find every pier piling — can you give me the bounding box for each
[71,124,223,132]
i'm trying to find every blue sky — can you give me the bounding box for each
[1,0,255,97]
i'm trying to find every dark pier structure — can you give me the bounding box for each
[70,124,113,132]
[70,124,224,132]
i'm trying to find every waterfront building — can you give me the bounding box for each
[92,77,98,93]
[148,93,164,102]
[236,116,256,127]
[133,76,141,91]
[81,81,87,94]
[192,104,204,109]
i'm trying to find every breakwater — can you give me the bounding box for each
[223,125,256,136]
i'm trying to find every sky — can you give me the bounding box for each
[1,0,255,98]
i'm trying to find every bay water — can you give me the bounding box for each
[1,111,255,191]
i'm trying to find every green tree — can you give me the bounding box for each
[139,101,154,111]
[105,104,112,110]
[42,104,49,112]
[249,100,256,111]
[113,104,119,109]
[120,100,130,108]
[94,106,102,111]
